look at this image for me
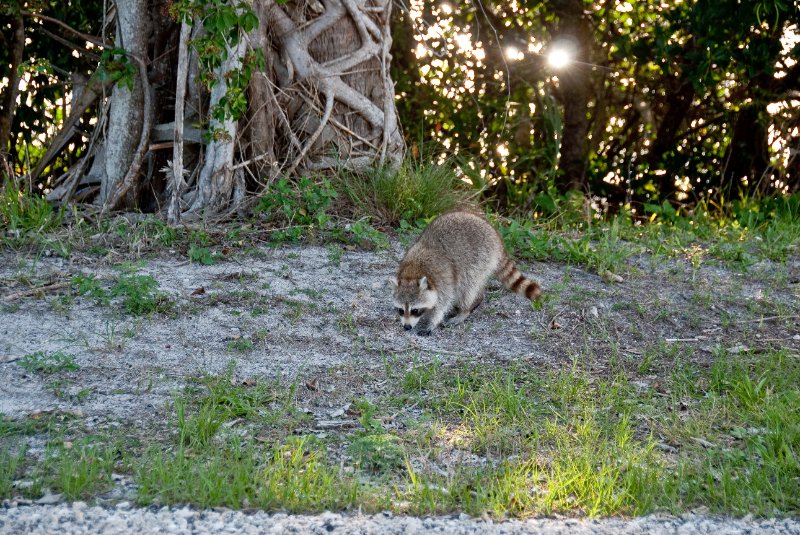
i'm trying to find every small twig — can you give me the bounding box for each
[728,314,798,325]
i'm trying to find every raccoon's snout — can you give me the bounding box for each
[404,324,412,331]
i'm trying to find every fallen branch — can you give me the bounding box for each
[30,72,111,185]
[3,282,70,302]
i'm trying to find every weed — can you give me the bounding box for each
[110,274,170,315]
[289,287,324,300]
[352,398,384,433]
[18,351,79,374]
[43,440,116,501]
[331,220,389,249]
[336,313,358,336]
[327,244,343,266]
[255,177,337,242]
[188,245,221,265]
[226,338,254,352]
[0,447,25,499]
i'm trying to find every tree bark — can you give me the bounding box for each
[260,0,404,174]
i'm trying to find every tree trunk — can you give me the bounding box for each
[552,0,592,193]
[0,9,25,171]
[100,0,149,208]
[723,103,770,197]
[646,81,695,199]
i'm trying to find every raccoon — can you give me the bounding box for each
[391,211,541,335]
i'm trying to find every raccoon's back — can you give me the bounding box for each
[403,211,503,273]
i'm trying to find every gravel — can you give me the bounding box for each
[1,504,799,535]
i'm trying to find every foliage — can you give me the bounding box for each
[1,0,105,180]
[394,0,800,206]
[255,177,338,241]
[171,0,264,141]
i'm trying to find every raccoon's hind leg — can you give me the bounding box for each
[446,288,485,326]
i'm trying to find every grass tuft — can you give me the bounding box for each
[334,158,475,225]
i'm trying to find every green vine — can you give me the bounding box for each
[170,0,264,142]
[98,47,136,90]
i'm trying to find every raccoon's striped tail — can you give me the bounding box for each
[496,256,542,301]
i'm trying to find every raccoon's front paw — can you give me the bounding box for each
[416,328,432,337]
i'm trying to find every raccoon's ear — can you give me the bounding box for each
[419,276,428,290]
[387,276,398,287]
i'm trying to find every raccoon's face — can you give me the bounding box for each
[391,276,437,330]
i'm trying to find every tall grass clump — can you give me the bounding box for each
[0,176,62,234]
[335,157,475,225]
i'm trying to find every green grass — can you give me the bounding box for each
[3,348,798,516]
[43,440,116,501]
[136,436,359,511]
[349,433,406,474]
[655,348,800,514]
